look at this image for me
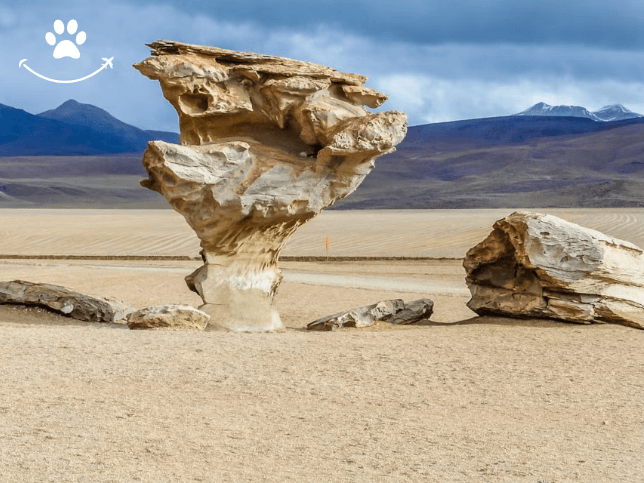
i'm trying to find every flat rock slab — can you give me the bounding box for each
[307,298,433,331]
[0,280,133,323]
[464,211,644,329]
[127,305,210,330]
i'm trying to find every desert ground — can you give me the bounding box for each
[1,208,643,482]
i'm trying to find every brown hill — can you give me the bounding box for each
[335,120,644,209]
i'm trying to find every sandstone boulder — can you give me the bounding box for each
[307,298,433,331]
[134,41,407,331]
[0,280,133,323]
[126,305,210,330]
[464,212,644,329]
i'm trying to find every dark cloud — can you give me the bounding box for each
[13,0,644,49]
[127,0,644,49]
[1,0,644,129]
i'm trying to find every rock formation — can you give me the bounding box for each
[126,305,210,330]
[134,41,407,331]
[464,212,644,329]
[0,280,132,323]
[307,298,433,331]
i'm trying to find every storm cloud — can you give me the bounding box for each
[1,0,642,131]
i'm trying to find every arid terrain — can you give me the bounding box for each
[1,209,643,482]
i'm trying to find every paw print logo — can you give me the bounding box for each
[45,19,86,59]
[19,19,113,83]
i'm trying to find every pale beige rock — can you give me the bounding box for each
[307,298,433,331]
[464,212,644,329]
[0,280,132,323]
[134,41,407,331]
[126,305,210,330]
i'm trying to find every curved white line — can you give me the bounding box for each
[19,60,109,84]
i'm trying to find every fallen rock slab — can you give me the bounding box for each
[307,298,433,331]
[464,212,644,329]
[134,41,407,332]
[0,280,133,323]
[126,305,210,330]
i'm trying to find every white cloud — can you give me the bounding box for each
[374,75,644,124]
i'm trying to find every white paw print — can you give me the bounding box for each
[45,19,86,59]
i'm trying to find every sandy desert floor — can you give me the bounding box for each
[1,209,643,482]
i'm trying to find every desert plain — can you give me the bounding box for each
[1,208,643,482]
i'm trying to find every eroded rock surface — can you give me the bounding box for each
[134,41,407,331]
[307,298,433,331]
[126,305,210,330]
[0,280,133,323]
[464,212,644,329]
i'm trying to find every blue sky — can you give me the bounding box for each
[2,0,644,131]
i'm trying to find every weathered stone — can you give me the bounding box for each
[126,305,210,330]
[307,298,433,331]
[0,280,133,323]
[134,41,407,331]
[464,212,644,329]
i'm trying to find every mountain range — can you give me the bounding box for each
[0,99,178,156]
[1,99,644,208]
[515,102,643,122]
[334,113,644,209]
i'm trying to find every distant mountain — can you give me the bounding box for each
[0,103,63,145]
[592,104,643,122]
[333,114,644,209]
[516,102,602,121]
[4,109,644,208]
[404,115,601,148]
[515,102,643,122]
[0,99,178,156]
[38,100,178,147]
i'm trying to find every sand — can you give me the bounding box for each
[3,207,644,258]
[1,209,643,482]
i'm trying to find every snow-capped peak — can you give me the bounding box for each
[592,104,643,121]
[596,104,627,112]
[515,102,643,122]
[515,103,602,121]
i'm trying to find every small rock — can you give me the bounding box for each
[126,305,210,330]
[307,298,433,331]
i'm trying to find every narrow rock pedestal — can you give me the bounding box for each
[134,41,407,331]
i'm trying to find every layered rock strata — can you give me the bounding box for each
[464,212,644,329]
[134,41,407,331]
[307,298,434,331]
[0,280,132,323]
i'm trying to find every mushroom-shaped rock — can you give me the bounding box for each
[464,212,644,329]
[307,298,433,331]
[126,305,210,330]
[134,41,408,331]
[0,280,133,323]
